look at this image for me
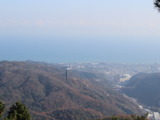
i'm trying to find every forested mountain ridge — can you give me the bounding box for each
[0,61,142,120]
[122,73,160,107]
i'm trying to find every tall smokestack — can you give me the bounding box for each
[66,68,68,80]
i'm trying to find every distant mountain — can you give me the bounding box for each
[0,61,142,120]
[122,73,160,107]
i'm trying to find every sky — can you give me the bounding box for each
[0,0,160,63]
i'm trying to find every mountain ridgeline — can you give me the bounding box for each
[122,73,160,107]
[0,61,142,120]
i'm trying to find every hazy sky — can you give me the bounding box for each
[0,0,160,63]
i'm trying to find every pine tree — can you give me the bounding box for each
[154,0,160,12]
[0,101,5,118]
[6,102,31,120]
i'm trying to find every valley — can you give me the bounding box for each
[61,62,160,120]
[0,61,160,120]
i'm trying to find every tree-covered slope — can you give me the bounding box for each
[122,73,160,107]
[0,61,142,120]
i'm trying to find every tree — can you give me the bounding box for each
[6,102,31,120]
[0,101,5,118]
[154,0,160,12]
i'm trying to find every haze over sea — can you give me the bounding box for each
[1,35,160,64]
[1,0,160,64]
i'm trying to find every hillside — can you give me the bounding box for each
[0,61,142,120]
[93,114,148,120]
[122,73,160,107]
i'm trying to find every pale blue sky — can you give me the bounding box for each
[0,0,159,37]
[0,0,160,63]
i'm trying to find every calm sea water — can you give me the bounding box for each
[0,36,159,63]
